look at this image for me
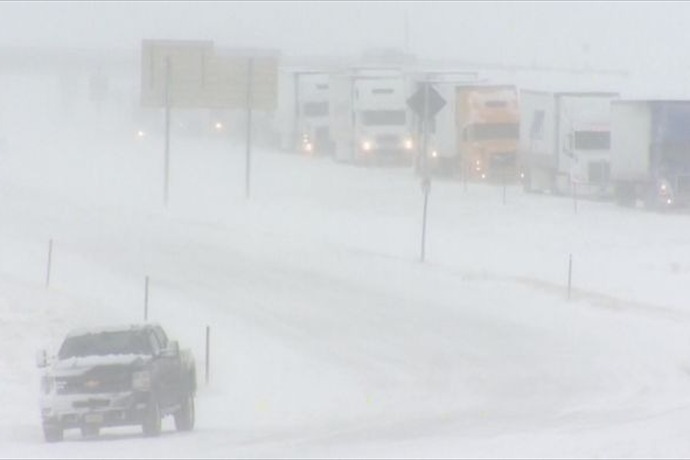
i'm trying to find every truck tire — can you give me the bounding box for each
[142,400,162,437]
[43,424,63,443]
[174,394,195,431]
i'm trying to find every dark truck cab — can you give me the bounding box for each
[36,323,196,442]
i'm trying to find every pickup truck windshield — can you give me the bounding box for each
[58,331,152,359]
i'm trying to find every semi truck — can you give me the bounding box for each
[431,82,520,180]
[276,68,335,155]
[329,67,415,166]
[519,90,618,198]
[611,100,690,209]
[405,71,482,177]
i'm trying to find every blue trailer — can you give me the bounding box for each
[611,100,690,209]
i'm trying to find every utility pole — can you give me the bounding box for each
[245,58,254,200]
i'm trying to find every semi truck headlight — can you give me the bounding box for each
[304,142,313,152]
[214,122,223,131]
[404,138,413,150]
[431,150,438,158]
[659,180,673,197]
[362,141,372,151]
[132,371,151,391]
[136,130,146,138]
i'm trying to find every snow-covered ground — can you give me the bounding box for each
[3,74,690,458]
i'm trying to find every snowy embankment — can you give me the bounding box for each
[2,104,690,457]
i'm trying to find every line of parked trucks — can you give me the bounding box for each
[141,60,666,211]
[276,65,525,181]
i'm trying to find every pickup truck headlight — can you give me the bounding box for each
[132,371,151,391]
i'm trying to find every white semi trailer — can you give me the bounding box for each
[276,68,335,155]
[519,90,618,198]
[330,67,415,166]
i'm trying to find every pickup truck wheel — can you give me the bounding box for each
[43,424,63,443]
[142,400,162,437]
[81,424,100,438]
[174,394,195,431]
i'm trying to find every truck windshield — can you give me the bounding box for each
[303,102,329,117]
[58,331,152,359]
[574,131,611,150]
[361,110,407,126]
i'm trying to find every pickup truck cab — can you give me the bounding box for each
[36,323,196,442]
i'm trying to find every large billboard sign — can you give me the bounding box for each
[141,40,279,111]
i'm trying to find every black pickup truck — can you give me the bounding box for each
[36,323,197,442]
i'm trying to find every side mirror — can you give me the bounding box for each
[36,349,48,368]
[161,341,179,358]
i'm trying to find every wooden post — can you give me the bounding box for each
[205,325,210,385]
[568,254,573,300]
[421,180,430,262]
[144,276,149,321]
[502,172,507,205]
[45,239,53,287]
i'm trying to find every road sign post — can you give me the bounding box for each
[245,58,253,200]
[140,40,279,204]
[407,81,446,263]
[164,57,171,207]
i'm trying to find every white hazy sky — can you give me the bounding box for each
[0,1,688,75]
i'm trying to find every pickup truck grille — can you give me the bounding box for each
[73,399,110,409]
[56,366,132,395]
